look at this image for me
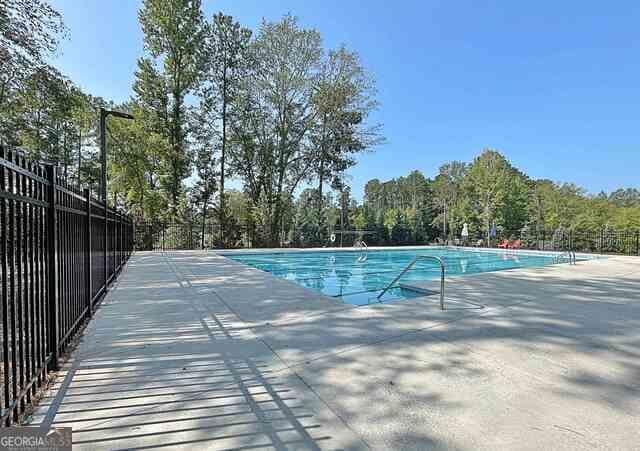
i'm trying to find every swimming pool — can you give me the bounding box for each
[226,248,571,305]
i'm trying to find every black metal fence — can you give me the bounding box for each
[136,220,640,256]
[510,228,640,255]
[1,146,134,426]
[134,222,248,251]
[134,222,379,250]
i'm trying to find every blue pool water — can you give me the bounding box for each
[226,248,569,305]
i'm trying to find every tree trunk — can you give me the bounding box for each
[77,129,82,184]
[317,114,327,223]
[201,204,207,249]
[340,192,344,247]
[317,160,324,217]
[220,65,228,240]
[272,181,284,247]
[485,202,491,248]
[317,157,325,241]
[170,86,183,218]
[443,201,447,239]
[271,131,287,246]
[63,132,68,179]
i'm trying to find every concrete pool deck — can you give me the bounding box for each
[32,249,640,450]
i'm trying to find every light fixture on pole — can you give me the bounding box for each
[99,108,134,202]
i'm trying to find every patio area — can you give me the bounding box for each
[32,250,640,450]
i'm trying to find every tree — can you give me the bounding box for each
[609,188,640,208]
[229,15,322,245]
[359,146,640,247]
[310,46,382,237]
[12,67,88,169]
[501,174,530,234]
[0,0,66,126]
[191,139,218,247]
[135,0,207,217]
[224,189,251,245]
[198,13,252,237]
[70,92,96,185]
[336,182,352,243]
[463,150,514,244]
[293,188,323,246]
[431,161,467,237]
[107,103,168,221]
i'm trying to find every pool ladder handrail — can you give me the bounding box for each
[556,250,576,265]
[377,255,445,310]
[356,240,368,262]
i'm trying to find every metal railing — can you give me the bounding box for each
[1,146,134,427]
[555,250,576,265]
[355,240,368,262]
[493,229,640,256]
[134,221,248,250]
[377,255,446,309]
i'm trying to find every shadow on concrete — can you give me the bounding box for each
[33,252,363,450]
[172,251,640,449]
[34,251,640,450]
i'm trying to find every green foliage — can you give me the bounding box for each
[363,148,640,246]
[197,13,252,234]
[135,0,207,217]
[463,150,514,239]
[310,45,383,234]
[0,0,66,118]
[431,161,466,236]
[608,188,640,208]
[107,103,168,220]
[225,14,382,246]
[362,170,437,245]
[6,1,637,247]
[293,189,323,246]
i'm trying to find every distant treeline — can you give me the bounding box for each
[347,149,640,246]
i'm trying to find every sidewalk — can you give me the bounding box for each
[32,252,367,450]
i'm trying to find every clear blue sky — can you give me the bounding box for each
[50,0,640,199]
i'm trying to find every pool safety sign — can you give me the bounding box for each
[0,427,71,451]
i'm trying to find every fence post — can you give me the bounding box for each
[162,222,165,252]
[85,189,92,317]
[118,215,121,269]
[636,230,639,256]
[45,164,59,371]
[570,229,574,251]
[119,215,123,269]
[599,229,603,254]
[104,201,108,292]
[114,213,119,271]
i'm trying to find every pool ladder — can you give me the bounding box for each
[377,255,446,310]
[355,240,368,262]
[555,250,577,265]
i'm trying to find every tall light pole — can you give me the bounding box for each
[99,108,133,296]
[99,108,134,202]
